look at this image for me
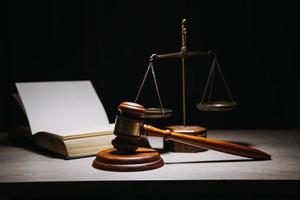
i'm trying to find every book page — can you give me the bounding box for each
[16,81,114,136]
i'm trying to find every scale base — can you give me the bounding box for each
[92,147,164,172]
[164,125,208,152]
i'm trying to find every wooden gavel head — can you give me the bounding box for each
[111,102,146,152]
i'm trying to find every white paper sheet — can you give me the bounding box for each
[16,81,114,136]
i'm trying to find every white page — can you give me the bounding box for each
[16,81,114,136]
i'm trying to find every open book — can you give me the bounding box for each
[13,81,115,158]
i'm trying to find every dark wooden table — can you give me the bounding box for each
[0,130,299,199]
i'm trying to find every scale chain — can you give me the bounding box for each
[208,62,216,102]
[150,62,165,114]
[134,62,151,103]
[200,57,217,104]
[134,61,165,114]
[215,57,235,102]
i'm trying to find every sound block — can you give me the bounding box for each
[164,125,208,152]
[92,147,164,172]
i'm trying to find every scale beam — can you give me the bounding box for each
[152,51,210,60]
[134,19,236,120]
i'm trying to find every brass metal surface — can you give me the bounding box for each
[113,115,143,137]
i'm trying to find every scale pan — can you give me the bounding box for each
[196,101,236,111]
[141,108,173,119]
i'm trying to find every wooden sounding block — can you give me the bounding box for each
[92,147,164,172]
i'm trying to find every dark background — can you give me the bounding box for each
[1,0,300,131]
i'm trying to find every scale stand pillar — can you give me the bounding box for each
[164,19,208,152]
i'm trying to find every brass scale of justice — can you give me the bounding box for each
[92,19,270,172]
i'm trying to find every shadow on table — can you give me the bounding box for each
[1,132,64,159]
[158,140,269,164]
[164,158,256,164]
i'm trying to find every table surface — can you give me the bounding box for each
[1,130,300,197]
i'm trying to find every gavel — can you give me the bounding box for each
[112,102,271,160]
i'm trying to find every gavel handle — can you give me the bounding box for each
[142,124,271,160]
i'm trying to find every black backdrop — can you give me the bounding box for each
[1,0,299,131]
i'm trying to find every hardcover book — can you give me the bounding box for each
[12,80,115,158]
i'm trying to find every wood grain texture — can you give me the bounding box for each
[92,147,164,171]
